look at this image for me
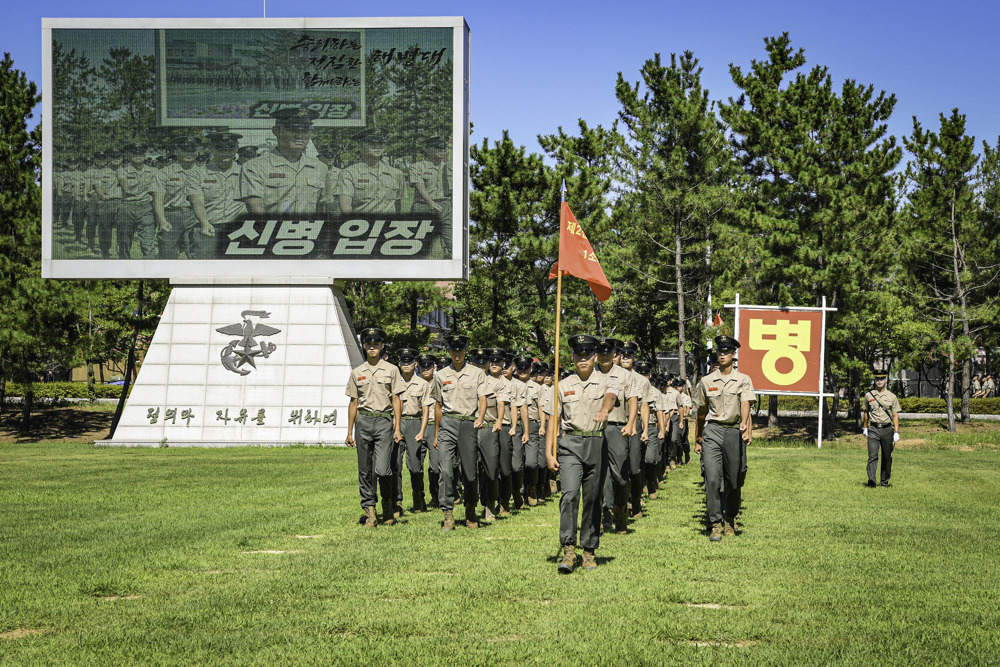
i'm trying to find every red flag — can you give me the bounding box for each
[548,202,612,302]
[713,312,723,327]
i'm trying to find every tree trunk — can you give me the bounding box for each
[768,394,779,428]
[21,387,33,433]
[946,313,956,433]
[675,215,687,381]
[110,281,143,438]
[961,358,971,424]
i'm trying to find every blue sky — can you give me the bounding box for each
[7,0,1000,157]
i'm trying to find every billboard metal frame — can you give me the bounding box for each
[41,17,470,281]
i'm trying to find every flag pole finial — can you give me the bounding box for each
[560,179,566,202]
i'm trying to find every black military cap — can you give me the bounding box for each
[569,334,599,355]
[445,333,469,350]
[358,327,386,343]
[559,369,573,379]
[418,354,438,368]
[356,127,389,144]
[544,363,555,376]
[124,143,145,156]
[634,360,652,375]
[622,341,640,355]
[104,148,122,159]
[486,348,506,363]
[425,136,448,149]
[672,376,686,387]
[715,335,740,351]
[531,361,544,375]
[471,347,490,363]
[172,136,201,151]
[316,145,338,158]
[237,145,260,159]
[207,131,243,148]
[872,367,889,379]
[513,355,533,370]
[396,347,419,364]
[272,107,319,129]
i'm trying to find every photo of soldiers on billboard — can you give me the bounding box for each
[44,19,466,276]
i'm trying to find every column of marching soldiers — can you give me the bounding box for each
[347,328,703,571]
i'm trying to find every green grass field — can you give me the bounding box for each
[2,438,999,665]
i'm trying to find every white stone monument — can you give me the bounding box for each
[101,278,363,447]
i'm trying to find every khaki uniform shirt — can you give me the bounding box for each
[482,374,510,423]
[239,149,326,214]
[503,377,526,426]
[692,369,756,424]
[121,164,157,204]
[321,166,343,212]
[525,380,545,422]
[98,167,123,200]
[598,364,641,424]
[544,371,620,433]
[83,167,101,201]
[659,389,677,416]
[154,164,202,211]
[335,160,405,214]
[201,160,246,225]
[864,388,900,426]
[345,359,404,413]
[400,374,434,417]
[432,364,492,417]
[409,158,451,202]
[64,170,83,199]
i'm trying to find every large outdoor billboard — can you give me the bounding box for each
[42,18,469,280]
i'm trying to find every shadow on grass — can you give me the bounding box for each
[0,406,113,444]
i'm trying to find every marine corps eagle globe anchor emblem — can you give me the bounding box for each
[216,310,282,376]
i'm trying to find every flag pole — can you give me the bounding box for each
[549,182,566,462]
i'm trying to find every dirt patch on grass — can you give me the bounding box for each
[243,550,302,554]
[687,640,758,648]
[0,406,113,444]
[102,594,142,601]
[0,628,49,640]
[294,535,324,539]
[684,602,737,610]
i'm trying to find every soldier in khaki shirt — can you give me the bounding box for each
[335,128,405,215]
[345,327,404,527]
[507,355,533,511]
[545,334,618,574]
[596,337,640,534]
[618,341,646,519]
[693,335,756,542]
[471,347,510,522]
[396,347,435,512]
[197,131,247,258]
[523,362,548,505]
[119,144,158,258]
[432,334,492,530]
[861,368,901,487]
[239,108,326,215]
[409,136,452,258]
[418,354,442,508]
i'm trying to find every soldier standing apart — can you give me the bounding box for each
[432,334,491,530]
[861,368,901,488]
[335,128,405,215]
[397,347,434,512]
[418,354,442,508]
[409,137,452,258]
[118,144,158,258]
[345,327,404,527]
[240,108,326,215]
[693,335,756,542]
[546,335,617,573]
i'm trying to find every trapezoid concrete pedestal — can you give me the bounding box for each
[99,278,363,447]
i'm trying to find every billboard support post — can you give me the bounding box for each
[725,293,837,449]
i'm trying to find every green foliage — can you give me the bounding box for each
[341,280,451,351]
[3,381,125,400]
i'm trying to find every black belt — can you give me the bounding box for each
[567,429,604,437]
[444,413,477,421]
[608,421,626,426]
[871,422,892,429]
[359,409,392,419]
[709,421,741,429]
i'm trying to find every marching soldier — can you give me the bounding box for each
[524,361,548,505]
[418,353,442,508]
[432,334,492,530]
[633,360,663,499]
[82,154,105,253]
[335,128,406,215]
[95,150,125,259]
[619,341,646,518]
[345,327,404,527]
[397,348,435,512]
[546,334,617,573]
[153,137,212,259]
[118,144,158,258]
[508,354,533,510]
[240,108,326,215]
[693,335,756,542]
[198,131,247,258]
[475,347,510,521]
[495,349,520,514]
[596,337,639,534]
[677,378,693,464]
[861,368,901,487]
[409,136,452,258]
